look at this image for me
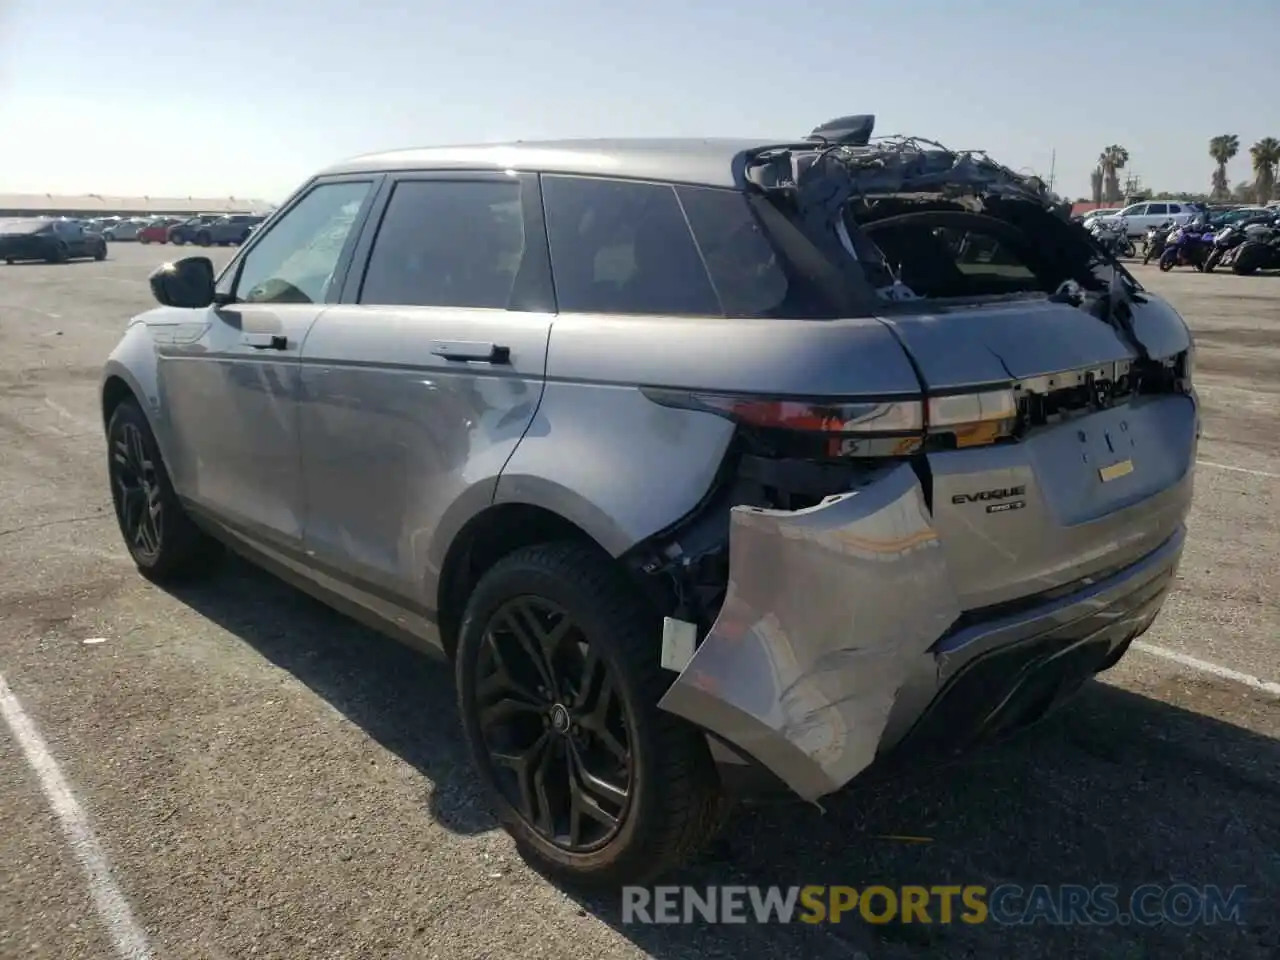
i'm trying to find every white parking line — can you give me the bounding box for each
[1196,459,1279,480]
[0,673,155,960]
[1131,642,1280,697]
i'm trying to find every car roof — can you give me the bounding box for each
[318,138,794,188]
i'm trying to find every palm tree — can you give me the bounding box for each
[1089,168,1104,203]
[1250,138,1280,204]
[1098,145,1130,203]
[1208,134,1240,200]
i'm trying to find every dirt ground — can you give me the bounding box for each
[0,244,1276,959]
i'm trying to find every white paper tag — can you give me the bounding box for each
[660,617,697,673]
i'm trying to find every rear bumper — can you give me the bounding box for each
[658,462,1187,802]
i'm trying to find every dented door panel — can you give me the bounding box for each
[657,463,961,802]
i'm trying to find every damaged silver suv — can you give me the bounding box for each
[101,115,1197,887]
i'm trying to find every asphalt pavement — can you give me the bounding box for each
[0,243,1276,959]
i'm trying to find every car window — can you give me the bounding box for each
[1167,204,1181,214]
[359,179,525,309]
[674,186,789,317]
[231,180,372,304]
[1120,204,1146,217]
[1146,203,1168,215]
[542,175,720,316]
[868,222,1039,299]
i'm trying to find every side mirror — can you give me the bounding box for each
[149,256,215,309]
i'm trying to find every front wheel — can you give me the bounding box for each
[455,542,723,888]
[106,400,223,582]
[1158,256,1175,272]
[45,242,69,263]
[195,231,212,247]
[94,243,107,261]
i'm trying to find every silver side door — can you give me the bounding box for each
[158,176,380,548]
[297,172,554,630]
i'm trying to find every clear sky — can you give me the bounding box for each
[1,0,1276,203]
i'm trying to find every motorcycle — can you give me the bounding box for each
[1142,220,1175,265]
[1158,222,1216,271]
[1089,217,1136,259]
[1231,228,1280,275]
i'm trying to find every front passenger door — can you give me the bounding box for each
[157,177,377,549]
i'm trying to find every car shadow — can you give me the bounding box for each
[165,555,1279,960]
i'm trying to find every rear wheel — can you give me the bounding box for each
[106,400,222,582]
[455,542,723,888]
[46,241,69,264]
[172,235,186,246]
[1232,241,1268,276]
[196,231,212,247]
[94,242,107,261]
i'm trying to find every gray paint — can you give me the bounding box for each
[319,139,793,189]
[101,140,1199,806]
[658,463,960,801]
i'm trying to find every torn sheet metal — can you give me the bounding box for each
[657,463,961,802]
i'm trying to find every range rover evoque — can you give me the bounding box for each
[101,115,1198,887]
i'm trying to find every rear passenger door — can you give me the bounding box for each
[297,172,554,620]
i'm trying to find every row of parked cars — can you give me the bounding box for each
[86,213,266,246]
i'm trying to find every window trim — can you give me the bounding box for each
[214,172,384,305]
[339,169,554,312]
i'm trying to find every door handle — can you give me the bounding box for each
[244,333,288,350]
[430,340,510,364]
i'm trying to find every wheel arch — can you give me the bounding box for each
[434,499,613,660]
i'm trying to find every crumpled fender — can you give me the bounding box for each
[657,462,961,801]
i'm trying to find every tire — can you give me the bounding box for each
[195,231,212,247]
[106,400,222,582]
[1158,256,1175,272]
[1232,241,1268,276]
[1203,249,1222,273]
[46,242,69,264]
[94,242,107,261]
[4,258,13,265]
[172,235,186,246]
[140,236,150,245]
[455,541,723,888]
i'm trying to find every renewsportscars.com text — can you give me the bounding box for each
[621,884,1248,927]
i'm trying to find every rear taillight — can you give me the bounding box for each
[641,387,1018,457]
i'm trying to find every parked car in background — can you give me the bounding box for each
[168,215,222,245]
[1207,206,1271,228]
[103,218,150,241]
[1093,201,1199,238]
[138,217,184,244]
[1,218,107,263]
[1079,207,1123,224]
[192,213,266,246]
[101,123,1197,887]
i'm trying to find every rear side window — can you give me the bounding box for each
[542,176,720,316]
[1147,203,1168,215]
[360,180,524,309]
[674,187,789,317]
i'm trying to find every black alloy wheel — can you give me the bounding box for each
[110,419,164,564]
[475,595,632,852]
[455,542,725,887]
[106,400,222,581]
